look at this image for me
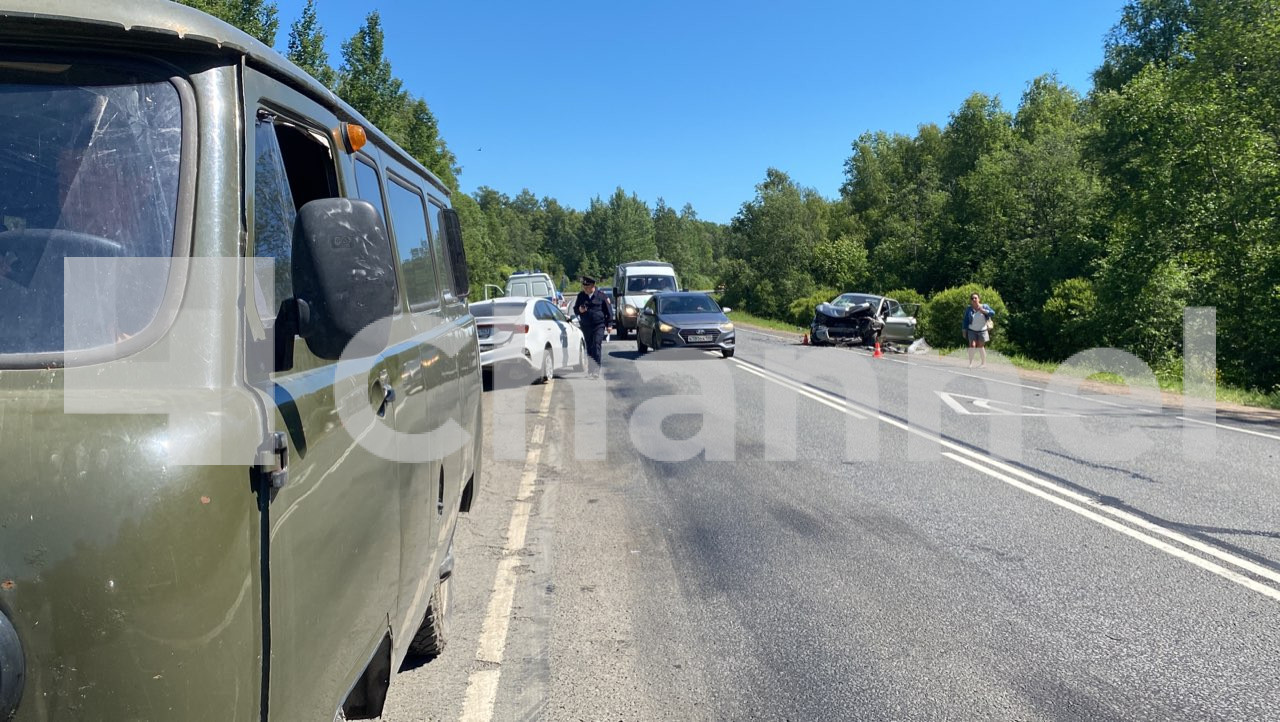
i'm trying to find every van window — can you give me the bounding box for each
[252,113,338,319]
[386,176,439,310]
[427,200,454,298]
[626,275,676,293]
[353,157,389,227]
[0,63,183,354]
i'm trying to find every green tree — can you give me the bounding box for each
[286,0,335,88]
[726,169,825,317]
[579,188,656,273]
[1089,0,1280,387]
[394,97,459,189]
[337,12,404,129]
[177,0,279,45]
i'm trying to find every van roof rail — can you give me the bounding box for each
[616,260,673,269]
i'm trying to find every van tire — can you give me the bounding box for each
[408,581,448,659]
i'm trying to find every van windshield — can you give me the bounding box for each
[626,275,676,293]
[0,62,183,356]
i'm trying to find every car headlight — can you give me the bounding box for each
[624,305,637,316]
[719,322,734,332]
[658,322,673,333]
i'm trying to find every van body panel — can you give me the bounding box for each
[0,42,264,721]
[0,4,484,719]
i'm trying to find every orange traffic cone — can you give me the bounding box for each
[873,340,883,358]
[802,333,810,346]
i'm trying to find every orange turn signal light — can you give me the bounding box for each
[339,122,367,153]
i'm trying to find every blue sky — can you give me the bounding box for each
[272,1,1125,224]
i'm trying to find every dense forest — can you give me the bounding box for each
[184,0,1279,392]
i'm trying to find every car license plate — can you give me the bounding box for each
[687,334,712,343]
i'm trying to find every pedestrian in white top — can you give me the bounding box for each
[962,293,996,368]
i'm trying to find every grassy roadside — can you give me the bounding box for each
[726,310,806,336]
[940,347,1280,411]
[730,311,1280,411]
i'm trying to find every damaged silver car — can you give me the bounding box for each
[810,293,918,346]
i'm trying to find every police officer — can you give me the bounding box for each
[573,275,613,378]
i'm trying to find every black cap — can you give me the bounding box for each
[581,275,596,285]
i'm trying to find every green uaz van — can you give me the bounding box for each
[0,2,483,719]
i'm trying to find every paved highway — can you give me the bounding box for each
[384,327,1280,720]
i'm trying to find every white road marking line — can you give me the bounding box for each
[460,382,554,722]
[944,452,1280,603]
[735,362,866,419]
[1178,415,1280,442]
[733,357,1280,600]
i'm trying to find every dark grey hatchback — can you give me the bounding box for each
[635,292,737,358]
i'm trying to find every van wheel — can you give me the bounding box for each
[408,579,449,659]
[538,349,553,384]
[573,340,587,372]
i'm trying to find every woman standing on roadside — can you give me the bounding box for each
[963,293,996,368]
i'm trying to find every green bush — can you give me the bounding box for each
[922,284,1009,348]
[787,288,839,327]
[1040,278,1099,360]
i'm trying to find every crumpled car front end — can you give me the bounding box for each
[810,302,882,345]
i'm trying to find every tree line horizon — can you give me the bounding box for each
[182,0,1279,392]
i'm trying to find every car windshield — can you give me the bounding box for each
[471,301,529,317]
[832,293,878,308]
[659,295,720,315]
[0,62,182,355]
[626,275,676,293]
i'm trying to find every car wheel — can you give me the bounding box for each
[538,348,553,383]
[721,348,735,359]
[573,340,587,372]
[636,333,648,353]
[863,330,881,347]
[408,578,449,659]
[617,325,629,340]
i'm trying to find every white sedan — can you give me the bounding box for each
[471,297,587,383]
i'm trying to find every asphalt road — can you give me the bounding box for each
[383,327,1280,721]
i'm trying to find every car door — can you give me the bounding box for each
[881,298,917,342]
[550,303,580,366]
[535,299,565,366]
[244,70,405,721]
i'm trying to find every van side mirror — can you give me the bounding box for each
[288,198,397,361]
[442,208,470,299]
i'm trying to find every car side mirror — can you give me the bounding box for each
[287,198,397,362]
[642,307,654,316]
[720,306,732,314]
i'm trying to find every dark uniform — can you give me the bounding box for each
[574,277,612,375]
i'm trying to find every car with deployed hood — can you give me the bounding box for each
[810,292,919,346]
[635,291,736,358]
[472,297,586,383]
